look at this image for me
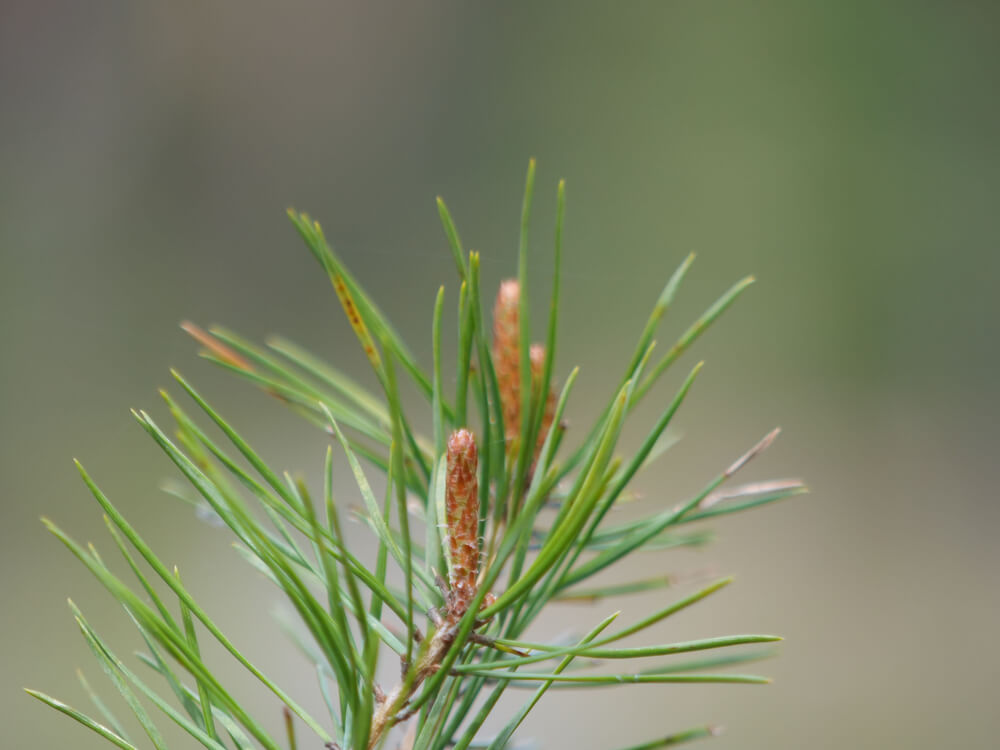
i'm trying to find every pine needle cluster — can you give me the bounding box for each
[28,161,805,750]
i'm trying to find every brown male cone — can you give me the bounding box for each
[492,280,522,448]
[445,429,480,620]
[492,280,557,467]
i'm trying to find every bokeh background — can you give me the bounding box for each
[3,2,999,748]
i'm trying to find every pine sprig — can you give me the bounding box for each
[29,161,805,750]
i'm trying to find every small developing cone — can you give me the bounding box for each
[492,281,557,464]
[529,343,556,463]
[445,429,480,621]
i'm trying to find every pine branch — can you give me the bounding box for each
[30,161,804,750]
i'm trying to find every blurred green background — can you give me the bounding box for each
[3,2,999,748]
